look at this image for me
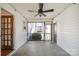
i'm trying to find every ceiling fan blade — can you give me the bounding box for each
[34,13,39,17]
[39,3,43,10]
[41,13,47,17]
[28,10,37,12]
[43,9,54,13]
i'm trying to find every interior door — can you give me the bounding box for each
[1,16,13,50]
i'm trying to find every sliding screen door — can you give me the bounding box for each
[45,24,51,40]
[27,22,44,41]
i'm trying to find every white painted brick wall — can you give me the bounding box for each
[54,4,79,56]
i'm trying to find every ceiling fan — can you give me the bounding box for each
[28,3,54,17]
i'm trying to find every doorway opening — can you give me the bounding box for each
[27,22,52,41]
[1,8,14,56]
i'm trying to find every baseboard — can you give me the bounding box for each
[7,41,27,56]
[28,40,51,41]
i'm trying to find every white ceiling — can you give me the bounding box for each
[11,3,72,19]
